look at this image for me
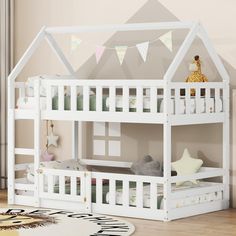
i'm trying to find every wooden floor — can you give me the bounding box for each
[1,190,236,236]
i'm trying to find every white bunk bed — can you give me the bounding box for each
[8,21,230,221]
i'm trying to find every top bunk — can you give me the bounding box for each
[9,21,230,125]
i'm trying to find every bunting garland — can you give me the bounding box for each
[159,31,173,52]
[115,46,128,65]
[70,35,82,51]
[95,45,105,64]
[70,30,173,64]
[136,41,149,62]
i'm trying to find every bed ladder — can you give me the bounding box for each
[8,80,41,207]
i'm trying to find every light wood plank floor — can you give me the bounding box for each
[1,190,236,236]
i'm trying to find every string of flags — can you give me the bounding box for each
[70,31,173,65]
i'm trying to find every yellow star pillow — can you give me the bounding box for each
[171,148,203,186]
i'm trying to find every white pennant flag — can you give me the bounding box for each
[159,31,172,52]
[136,41,149,62]
[71,35,82,51]
[95,46,105,63]
[115,46,128,65]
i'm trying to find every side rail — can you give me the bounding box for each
[42,79,164,114]
[38,168,90,203]
[92,172,164,212]
[169,82,226,115]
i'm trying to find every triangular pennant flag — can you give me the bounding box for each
[136,41,149,62]
[159,31,172,52]
[115,46,128,65]
[71,35,82,51]
[95,46,105,63]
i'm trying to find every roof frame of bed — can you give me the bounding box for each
[8,21,230,83]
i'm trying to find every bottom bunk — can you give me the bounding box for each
[14,160,227,221]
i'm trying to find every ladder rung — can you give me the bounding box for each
[15,183,34,191]
[15,109,35,120]
[15,163,32,171]
[15,148,34,156]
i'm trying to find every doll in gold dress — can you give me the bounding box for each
[186,55,208,96]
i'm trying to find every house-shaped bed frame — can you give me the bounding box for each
[8,21,230,221]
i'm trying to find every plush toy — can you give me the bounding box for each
[186,55,208,96]
[131,155,163,176]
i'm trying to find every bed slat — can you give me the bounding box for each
[136,181,143,208]
[96,178,103,204]
[70,86,77,111]
[109,179,116,205]
[46,85,52,110]
[136,86,143,113]
[150,87,157,113]
[150,182,157,209]
[123,180,129,207]
[59,175,65,195]
[48,175,53,194]
[195,87,201,114]
[109,86,116,112]
[205,88,210,113]
[96,86,102,112]
[83,85,89,111]
[71,176,77,196]
[58,85,64,111]
[215,88,220,113]
[175,88,180,114]
[185,88,191,114]
[123,86,129,112]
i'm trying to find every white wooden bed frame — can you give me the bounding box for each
[8,21,230,221]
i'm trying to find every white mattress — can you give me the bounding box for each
[105,182,223,209]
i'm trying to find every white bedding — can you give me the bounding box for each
[105,182,223,209]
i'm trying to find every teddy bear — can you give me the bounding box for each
[130,155,163,176]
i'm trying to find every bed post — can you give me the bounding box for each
[163,82,172,221]
[223,81,230,208]
[34,79,41,207]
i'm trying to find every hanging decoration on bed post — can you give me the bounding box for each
[47,120,59,147]
[136,41,149,62]
[159,31,173,52]
[42,120,58,161]
[115,46,128,65]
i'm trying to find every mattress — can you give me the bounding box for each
[17,95,222,114]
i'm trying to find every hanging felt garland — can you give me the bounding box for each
[70,30,173,64]
[41,120,59,161]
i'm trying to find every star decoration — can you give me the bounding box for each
[171,148,203,186]
[41,150,54,162]
[47,132,59,147]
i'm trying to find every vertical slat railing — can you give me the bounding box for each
[109,86,116,112]
[215,88,220,113]
[136,181,143,208]
[70,86,77,111]
[123,180,129,207]
[150,87,157,113]
[150,182,157,209]
[136,86,143,113]
[58,85,64,111]
[185,88,191,114]
[48,175,53,194]
[59,175,65,195]
[123,86,129,112]
[96,178,103,204]
[205,87,211,113]
[46,84,52,110]
[175,88,180,114]
[96,86,102,112]
[83,85,89,111]
[109,179,116,205]
[195,87,201,114]
[71,176,77,196]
